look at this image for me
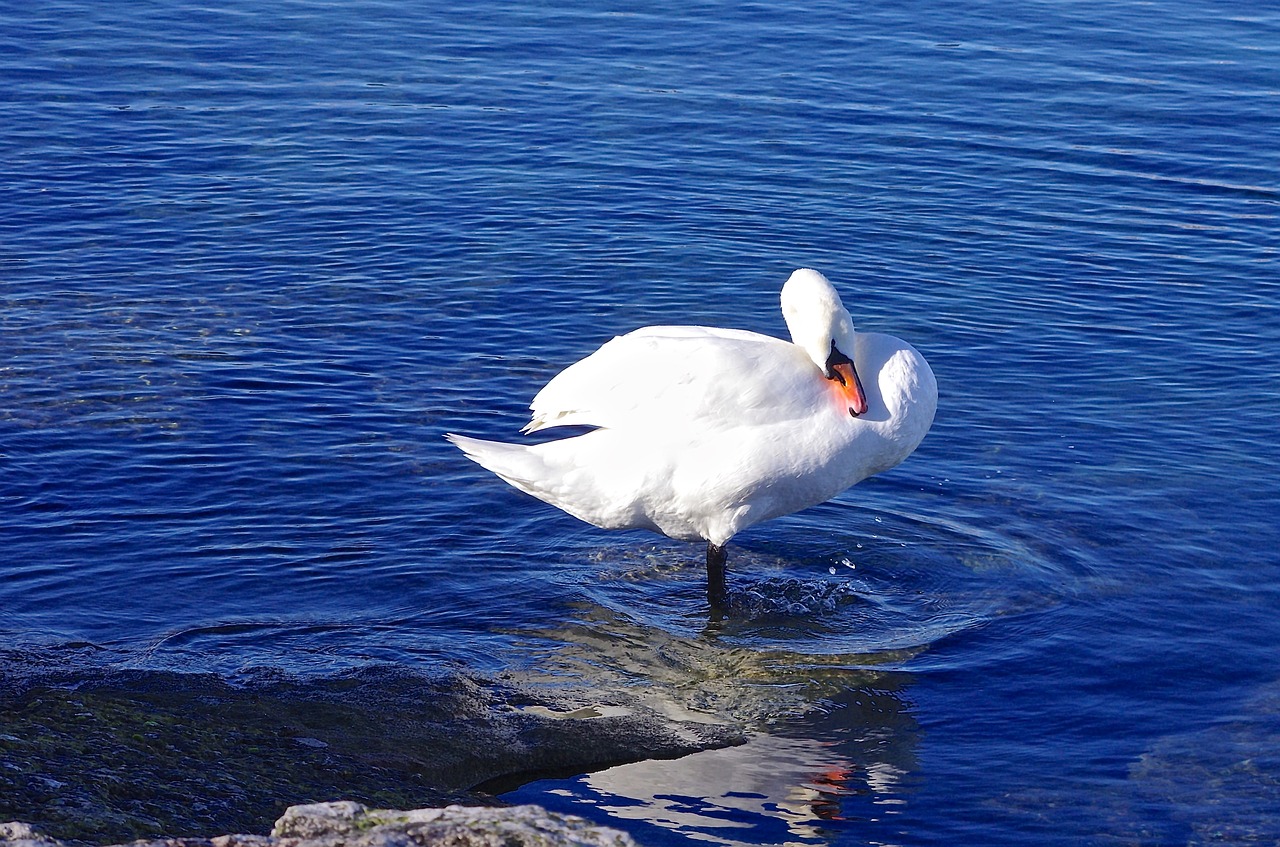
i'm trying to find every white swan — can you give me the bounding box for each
[447,269,937,609]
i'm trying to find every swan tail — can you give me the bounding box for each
[445,433,548,496]
[447,431,641,533]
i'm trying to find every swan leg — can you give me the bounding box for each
[706,542,728,610]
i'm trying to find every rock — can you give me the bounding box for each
[0,802,635,847]
[0,662,741,842]
[0,822,59,847]
[271,801,373,840]
[271,802,636,847]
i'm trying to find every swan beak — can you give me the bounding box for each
[830,361,869,418]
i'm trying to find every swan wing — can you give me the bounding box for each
[524,325,817,433]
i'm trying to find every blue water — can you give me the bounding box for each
[3,0,1278,843]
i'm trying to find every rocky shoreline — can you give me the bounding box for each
[2,801,635,847]
[1,658,742,844]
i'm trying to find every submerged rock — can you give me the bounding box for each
[0,801,636,847]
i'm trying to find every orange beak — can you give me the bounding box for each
[830,361,868,418]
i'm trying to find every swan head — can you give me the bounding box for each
[781,269,868,417]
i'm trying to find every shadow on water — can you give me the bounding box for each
[501,499,1070,845]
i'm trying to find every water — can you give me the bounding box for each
[2,0,1278,843]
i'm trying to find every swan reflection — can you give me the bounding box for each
[503,550,948,845]
[508,686,917,846]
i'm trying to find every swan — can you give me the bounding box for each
[447,269,937,610]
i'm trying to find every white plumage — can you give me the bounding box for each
[447,269,937,608]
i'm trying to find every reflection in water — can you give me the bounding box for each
[507,580,929,845]
[509,686,918,847]
[501,511,1061,844]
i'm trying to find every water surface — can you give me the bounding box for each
[2,0,1278,844]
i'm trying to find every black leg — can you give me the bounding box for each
[706,541,728,611]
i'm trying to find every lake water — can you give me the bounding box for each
[2,0,1278,844]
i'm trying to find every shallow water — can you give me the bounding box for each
[3,0,1279,844]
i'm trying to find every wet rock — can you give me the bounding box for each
[0,801,636,847]
[0,658,740,843]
